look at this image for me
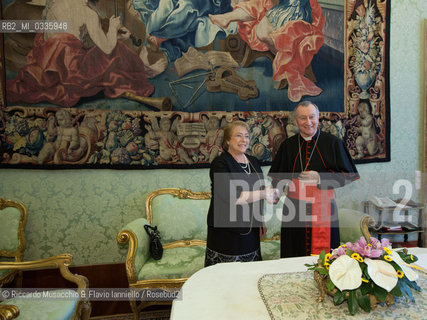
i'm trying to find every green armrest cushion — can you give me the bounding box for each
[121,218,151,272]
[338,208,373,244]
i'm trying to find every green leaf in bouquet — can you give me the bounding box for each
[361,281,373,296]
[356,289,371,313]
[348,290,359,315]
[314,267,328,275]
[388,260,401,271]
[327,279,335,291]
[410,254,418,263]
[362,267,371,280]
[398,251,418,264]
[373,285,387,302]
[389,283,403,297]
[319,250,326,263]
[305,263,316,270]
[333,290,345,305]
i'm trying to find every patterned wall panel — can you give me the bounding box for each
[0,0,426,265]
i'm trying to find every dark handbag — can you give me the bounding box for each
[144,224,163,260]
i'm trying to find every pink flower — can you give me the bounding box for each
[331,245,348,259]
[330,238,391,260]
[381,238,391,249]
[347,237,383,258]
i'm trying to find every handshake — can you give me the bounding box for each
[265,186,281,204]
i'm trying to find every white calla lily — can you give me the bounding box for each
[329,255,362,291]
[364,258,398,292]
[390,250,419,282]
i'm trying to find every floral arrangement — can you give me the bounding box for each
[306,237,423,315]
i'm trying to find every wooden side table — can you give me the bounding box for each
[362,200,425,247]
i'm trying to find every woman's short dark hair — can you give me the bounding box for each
[222,120,250,151]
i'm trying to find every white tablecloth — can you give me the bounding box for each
[170,248,427,320]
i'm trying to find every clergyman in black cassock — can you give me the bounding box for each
[268,101,359,258]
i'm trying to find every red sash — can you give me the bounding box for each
[287,179,334,255]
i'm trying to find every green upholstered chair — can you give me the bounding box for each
[0,254,91,320]
[0,198,28,288]
[117,188,211,320]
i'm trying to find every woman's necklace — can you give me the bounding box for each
[239,155,263,236]
[297,131,320,172]
[239,155,251,174]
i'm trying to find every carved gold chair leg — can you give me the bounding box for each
[129,300,172,320]
[129,299,139,320]
[78,300,92,320]
[14,271,23,288]
[0,305,19,320]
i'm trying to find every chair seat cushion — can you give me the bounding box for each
[0,289,78,320]
[138,246,206,281]
[261,240,281,261]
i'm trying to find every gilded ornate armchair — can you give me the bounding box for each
[0,254,91,320]
[0,198,28,288]
[117,188,211,320]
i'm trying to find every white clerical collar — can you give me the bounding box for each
[301,129,319,141]
[302,135,313,141]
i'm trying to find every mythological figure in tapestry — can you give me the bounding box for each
[5,0,155,108]
[4,0,330,110]
[134,0,327,105]
[132,0,236,63]
[209,0,325,102]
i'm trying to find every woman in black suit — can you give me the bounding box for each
[205,120,278,267]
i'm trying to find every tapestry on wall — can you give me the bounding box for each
[0,0,390,169]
